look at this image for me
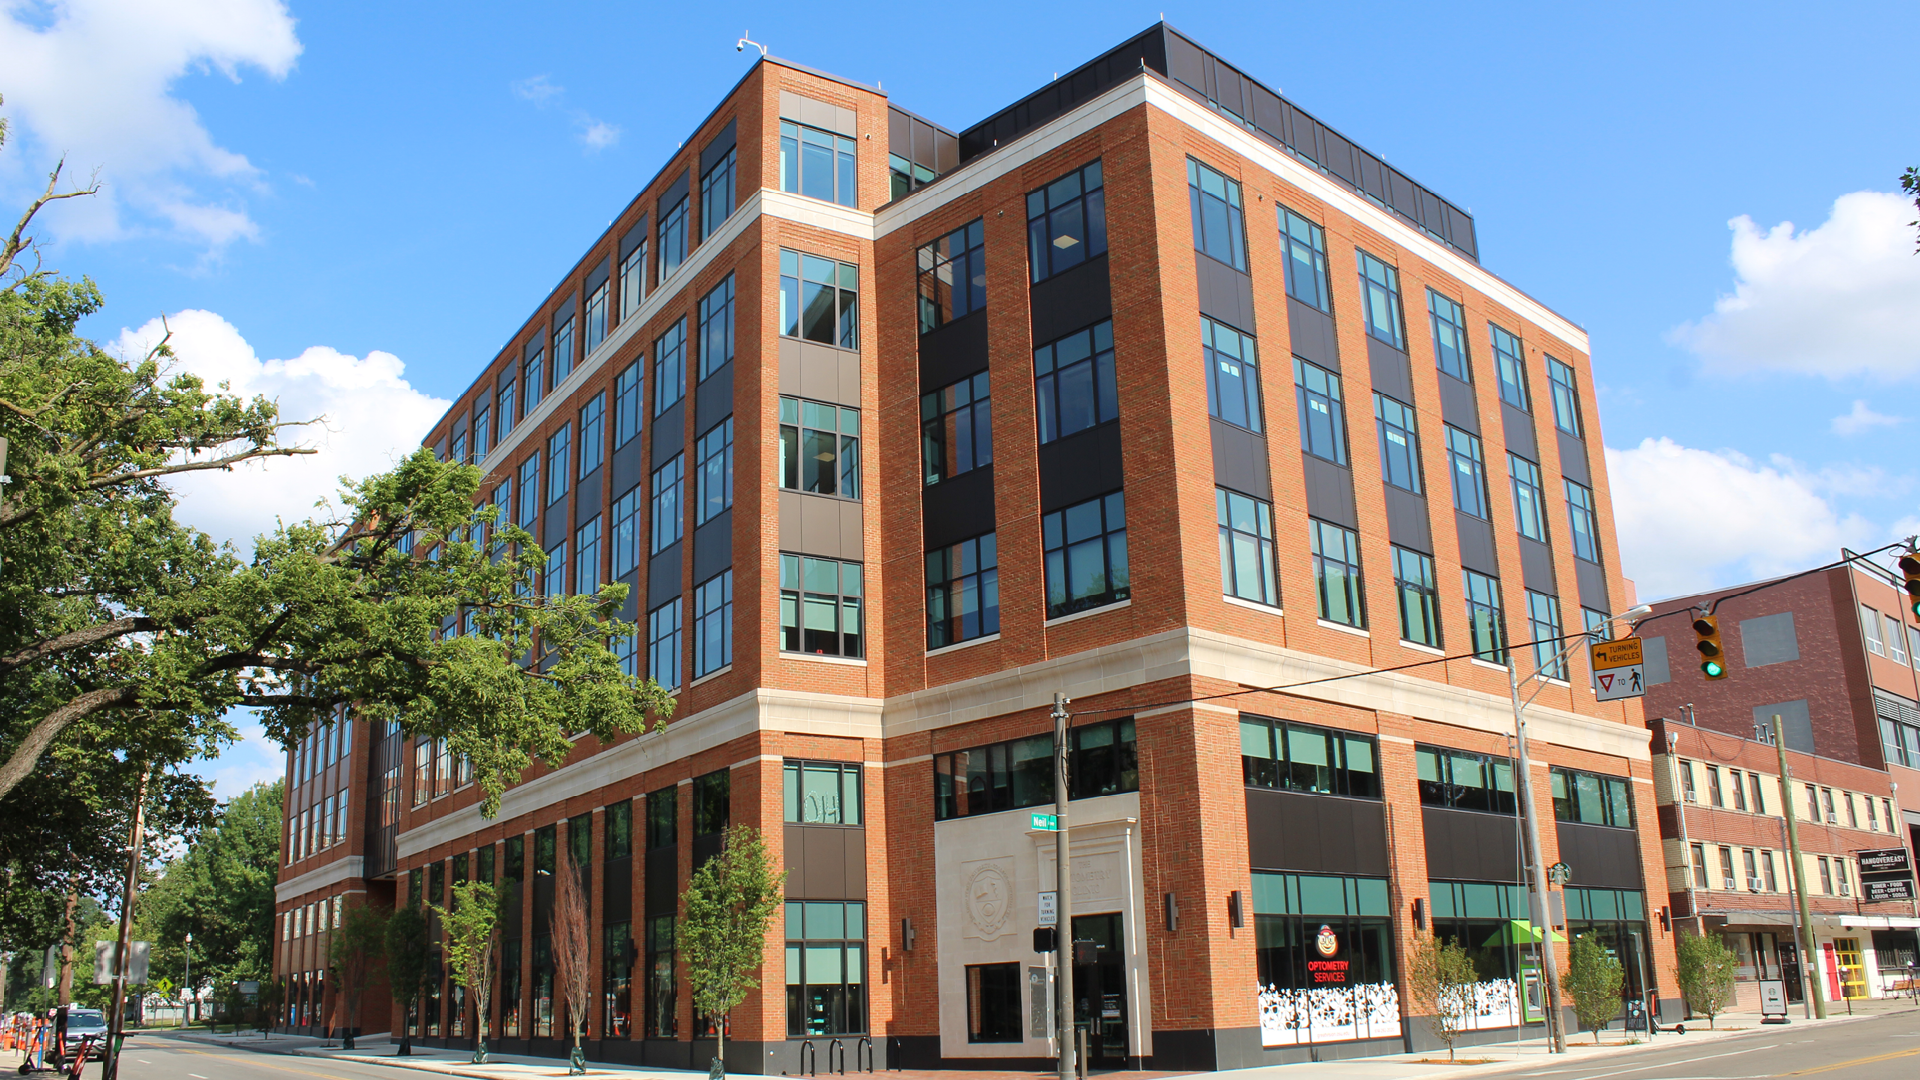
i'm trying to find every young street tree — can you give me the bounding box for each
[1406,932,1478,1061]
[1673,931,1738,1029]
[328,898,388,1051]
[551,845,593,1074]
[682,825,785,1079]
[1562,934,1627,1044]
[385,903,432,1056]
[436,880,501,1063]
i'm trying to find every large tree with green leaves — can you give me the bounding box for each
[1674,931,1738,1029]
[682,825,785,1078]
[136,780,283,996]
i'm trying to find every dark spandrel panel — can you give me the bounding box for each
[700,118,737,175]
[620,216,649,261]
[611,435,643,496]
[1289,299,1341,372]
[1195,254,1255,332]
[1422,807,1522,883]
[1455,512,1498,575]
[1037,421,1124,514]
[696,361,732,433]
[1210,419,1271,501]
[1030,254,1112,347]
[916,307,989,392]
[1438,373,1479,432]
[652,399,684,463]
[1383,487,1432,554]
[1518,536,1556,593]
[922,465,996,552]
[1557,429,1591,485]
[1555,822,1644,889]
[1245,787,1388,875]
[585,255,611,294]
[1576,558,1609,612]
[1501,403,1538,461]
[1366,336,1409,400]
[544,499,569,551]
[659,169,689,214]
[1301,456,1357,529]
[691,513,730,584]
[575,469,602,528]
[643,846,677,916]
[647,542,682,610]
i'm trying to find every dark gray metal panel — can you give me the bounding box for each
[1029,254,1111,347]
[611,437,643,497]
[603,855,633,922]
[652,399,685,463]
[1455,512,1498,575]
[917,308,989,391]
[659,169,689,215]
[1210,419,1271,500]
[692,511,731,584]
[1741,612,1799,668]
[1301,456,1357,528]
[1195,254,1255,333]
[700,118,737,175]
[1439,372,1478,432]
[618,569,639,621]
[1367,337,1411,402]
[1244,787,1388,876]
[691,832,723,871]
[696,361,732,434]
[1642,635,1670,686]
[620,215,649,260]
[1421,807,1522,883]
[648,543,682,609]
[545,498,568,550]
[1555,822,1643,890]
[1287,298,1339,372]
[1754,699,1814,754]
[575,468,603,528]
[1384,487,1432,553]
[644,846,677,915]
[923,466,996,551]
[585,256,611,295]
[1501,404,1538,462]
[1576,558,1609,611]
[1557,430,1590,485]
[844,828,866,897]
[1518,536,1556,592]
[1037,421,1125,514]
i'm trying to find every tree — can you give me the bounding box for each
[434,881,499,1064]
[682,825,785,1079]
[328,897,387,1050]
[1903,165,1919,250]
[550,846,592,1074]
[385,903,431,1057]
[1674,931,1737,1029]
[136,781,282,994]
[1562,934,1626,1044]
[1406,932,1478,1061]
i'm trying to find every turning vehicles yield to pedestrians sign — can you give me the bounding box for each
[1589,637,1646,702]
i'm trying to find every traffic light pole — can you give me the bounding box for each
[1772,713,1826,1020]
[104,766,151,1080]
[1053,693,1074,1080]
[1508,665,1567,1055]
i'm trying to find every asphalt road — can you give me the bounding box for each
[84,1037,429,1080]
[1494,1009,1920,1080]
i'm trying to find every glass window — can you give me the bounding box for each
[584,282,608,355]
[701,146,736,240]
[783,761,863,825]
[1043,491,1129,619]
[659,195,687,278]
[553,316,575,386]
[1294,358,1346,464]
[888,152,935,200]
[1691,844,1708,889]
[1490,324,1529,411]
[1547,357,1581,436]
[544,539,568,598]
[654,319,685,415]
[1240,716,1380,798]
[614,362,642,449]
[921,371,992,485]
[1583,606,1611,642]
[1374,394,1422,493]
[783,900,866,1036]
[1566,480,1600,563]
[1464,570,1507,664]
[1446,426,1490,519]
[524,346,545,412]
[780,554,863,658]
[933,718,1137,820]
[1028,159,1107,282]
[604,917,633,1038]
[1818,857,1833,894]
[1750,772,1767,815]
[472,407,490,460]
[698,274,734,380]
[1393,546,1440,648]
[1527,590,1565,678]
[917,220,985,332]
[517,454,540,531]
[651,453,684,554]
[1310,520,1364,628]
[648,598,681,693]
[1034,319,1118,444]
[695,417,734,525]
[610,484,641,580]
[1357,250,1405,350]
[780,120,858,208]
[1429,290,1469,381]
[645,914,676,1038]
[693,570,732,678]
[694,770,729,836]
[1550,767,1634,828]
[1217,488,1278,607]
[1886,615,1908,664]
[1413,745,1515,813]
[781,250,859,350]
[1762,850,1779,891]
[1278,206,1330,311]
[576,516,601,596]
[579,395,605,477]
[964,964,1021,1043]
[498,375,517,436]
[620,238,647,320]
[450,428,467,465]
[1187,158,1247,270]
[1204,317,1261,433]
[1862,605,1884,654]
[1509,455,1549,542]
[927,532,999,649]
[779,397,861,499]
[547,425,571,505]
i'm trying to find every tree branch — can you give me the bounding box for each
[0,616,155,674]
[0,157,100,282]
[0,685,138,802]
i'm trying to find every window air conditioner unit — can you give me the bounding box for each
[1683,792,1697,803]
[1870,821,1880,831]
[1748,877,1764,892]
[1723,876,1738,891]
[1826,813,1839,825]
[1840,882,1851,897]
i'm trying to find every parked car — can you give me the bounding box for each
[62,1009,106,1054]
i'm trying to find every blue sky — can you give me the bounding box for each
[3,1,1915,794]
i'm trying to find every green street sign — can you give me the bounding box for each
[1029,812,1058,832]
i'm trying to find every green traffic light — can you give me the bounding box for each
[1702,660,1725,678]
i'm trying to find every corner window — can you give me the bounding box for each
[648,599,682,693]
[1239,716,1380,798]
[964,964,1021,1043]
[1446,426,1490,519]
[1043,491,1129,619]
[1279,206,1330,312]
[1428,290,1469,382]
[692,570,732,678]
[917,220,984,332]
[552,316,575,385]
[620,238,648,320]
[697,274,734,380]
[1309,519,1364,628]
[932,717,1137,819]
[783,761,863,825]
[654,320,686,415]
[927,533,999,649]
[1547,357,1581,436]
[779,554,863,658]
[1392,546,1440,648]
[1464,569,1507,664]
[659,196,688,279]
[1217,488,1278,607]
[888,152,934,200]
[701,146,736,240]
[779,397,861,499]
[1414,746,1515,813]
[1357,250,1405,350]
[1373,394,1421,493]
[1490,324,1529,411]
[1526,590,1566,679]
[695,417,733,526]
[547,425,571,505]
[1565,480,1600,563]
[1204,318,1261,433]
[650,453,683,554]
[579,395,604,478]
[780,250,859,350]
[780,121,857,208]
[1294,359,1347,464]
[1550,766,1634,829]
[1034,319,1117,444]
[1187,158,1247,271]
[1508,454,1548,542]
[783,901,865,1036]
[613,362,642,450]
[921,371,992,486]
[575,517,601,596]
[584,282,608,355]
[1027,159,1107,282]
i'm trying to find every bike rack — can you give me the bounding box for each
[886,1034,903,1072]
[798,1039,817,1077]
[855,1036,874,1073]
[828,1037,845,1075]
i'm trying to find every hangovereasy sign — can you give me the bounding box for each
[1857,846,1915,902]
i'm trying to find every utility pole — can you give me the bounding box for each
[105,767,152,1080]
[1508,665,1566,1053]
[1771,715,1825,1019]
[1053,693,1074,1080]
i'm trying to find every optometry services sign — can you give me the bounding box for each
[1857,847,1915,902]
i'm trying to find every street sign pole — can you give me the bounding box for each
[105,766,151,1080]
[1773,714,1826,1020]
[1509,665,1567,1054]
[1053,693,1073,1080]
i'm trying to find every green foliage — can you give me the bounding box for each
[433,881,499,1059]
[1406,932,1479,1060]
[682,825,785,1073]
[1902,166,1919,250]
[329,897,388,1048]
[385,902,432,1054]
[137,781,282,993]
[1562,933,1626,1043]
[1674,931,1738,1028]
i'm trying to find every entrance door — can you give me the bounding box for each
[1070,913,1128,1067]
[1776,942,1803,1003]
[1833,938,1867,1000]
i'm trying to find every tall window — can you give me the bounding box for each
[1464,570,1507,664]
[1034,320,1118,444]
[517,454,540,531]
[584,282,608,355]
[611,485,641,579]
[701,146,736,240]
[473,406,490,460]
[614,362,642,449]
[780,555,863,658]
[1547,357,1581,436]
[1043,491,1129,619]
[1414,746,1515,813]
[579,395,605,477]
[552,316,575,385]
[1279,206,1330,311]
[654,320,686,415]
[498,374,516,436]
[927,533,999,649]
[650,453,684,553]
[1374,394,1422,493]
[1357,250,1405,350]
[779,398,860,499]
[450,428,467,466]
[575,517,601,595]
[547,425,571,505]
[1583,607,1611,642]
[1204,318,1261,432]
[648,599,682,693]
[1294,358,1347,464]
[1393,547,1441,648]
[659,196,688,278]
[917,220,985,332]
[545,539,568,598]
[1429,290,1469,381]
[645,915,676,1039]
[1310,520,1364,628]
[1565,480,1601,562]
[965,964,1021,1043]
[1446,426,1490,519]
[695,417,733,525]
[1187,158,1247,270]
[1888,614,1908,665]
[1691,844,1708,889]
[781,251,859,349]
[921,371,992,485]
[620,238,647,320]
[1240,717,1381,797]
[1027,160,1107,282]
[784,761,863,825]
[784,901,866,1036]
[697,275,734,380]
[1508,454,1548,542]
[524,346,545,412]
[780,120,857,207]
[1217,488,1278,607]
[1862,604,1885,654]
[1490,324,1529,411]
[1550,767,1633,828]
[693,570,732,678]
[1526,590,1566,679]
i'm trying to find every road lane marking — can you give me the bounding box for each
[172,1046,362,1080]
[190,1072,209,1077]
[1544,1042,1781,1080]
[1788,1046,1920,1074]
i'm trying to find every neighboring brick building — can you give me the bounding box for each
[1640,560,1920,1006]
[274,23,1682,1069]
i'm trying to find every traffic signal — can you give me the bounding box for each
[1033,927,1056,953]
[1693,614,1728,680]
[1899,553,1920,619]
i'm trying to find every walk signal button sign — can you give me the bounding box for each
[1589,637,1646,702]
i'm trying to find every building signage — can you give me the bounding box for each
[1589,638,1646,702]
[1759,979,1787,1019]
[1858,846,1915,901]
[1038,890,1058,927]
[1029,812,1059,832]
[1307,924,1349,984]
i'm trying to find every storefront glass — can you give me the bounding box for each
[1252,872,1400,1046]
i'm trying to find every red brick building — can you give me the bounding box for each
[275,23,1681,1068]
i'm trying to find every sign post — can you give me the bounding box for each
[1588,638,1646,702]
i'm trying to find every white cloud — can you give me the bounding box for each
[509,74,620,153]
[1831,399,1905,436]
[510,74,561,104]
[579,119,621,151]
[1605,437,1879,599]
[1670,191,1920,380]
[0,0,301,247]
[112,309,449,548]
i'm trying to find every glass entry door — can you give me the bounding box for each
[1070,913,1128,1067]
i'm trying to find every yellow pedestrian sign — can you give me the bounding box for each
[1589,637,1645,701]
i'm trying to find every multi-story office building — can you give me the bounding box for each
[1640,560,1920,1005]
[275,23,1679,1068]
